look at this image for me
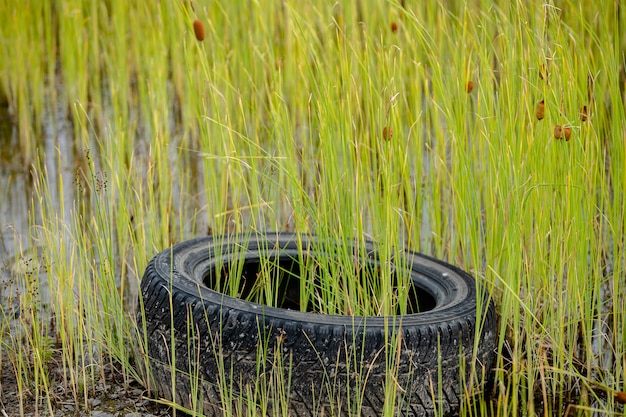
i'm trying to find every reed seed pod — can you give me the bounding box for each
[539,64,549,81]
[383,126,392,141]
[193,19,205,41]
[580,105,588,122]
[391,21,399,33]
[563,126,572,141]
[466,81,474,93]
[554,125,563,140]
[536,99,545,120]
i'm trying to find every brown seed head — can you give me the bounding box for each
[391,21,399,33]
[536,99,545,120]
[383,126,392,141]
[563,126,572,141]
[580,105,588,122]
[539,64,549,81]
[193,19,205,41]
[615,391,626,404]
[554,125,563,140]
[466,81,474,93]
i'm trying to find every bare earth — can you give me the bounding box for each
[0,355,171,417]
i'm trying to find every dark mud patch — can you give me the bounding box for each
[0,351,171,417]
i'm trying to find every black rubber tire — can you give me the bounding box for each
[138,233,496,417]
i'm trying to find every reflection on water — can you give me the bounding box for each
[0,104,78,254]
[0,102,210,320]
[0,103,27,258]
[0,104,31,320]
[0,104,77,331]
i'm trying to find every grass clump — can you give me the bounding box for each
[0,0,625,416]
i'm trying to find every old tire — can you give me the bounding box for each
[138,233,496,416]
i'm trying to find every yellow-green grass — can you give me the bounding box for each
[0,0,624,415]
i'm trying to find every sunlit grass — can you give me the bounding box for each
[0,0,625,415]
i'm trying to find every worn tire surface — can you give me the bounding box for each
[138,233,496,416]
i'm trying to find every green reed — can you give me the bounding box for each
[0,0,624,415]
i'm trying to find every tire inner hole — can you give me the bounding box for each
[203,254,437,315]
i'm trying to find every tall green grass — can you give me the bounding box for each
[0,0,624,415]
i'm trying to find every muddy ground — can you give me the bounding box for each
[0,354,171,417]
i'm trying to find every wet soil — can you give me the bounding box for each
[0,352,171,417]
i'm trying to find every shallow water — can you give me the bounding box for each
[0,104,27,258]
[0,105,104,339]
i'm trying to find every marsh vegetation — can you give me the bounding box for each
[0,1,625,415]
